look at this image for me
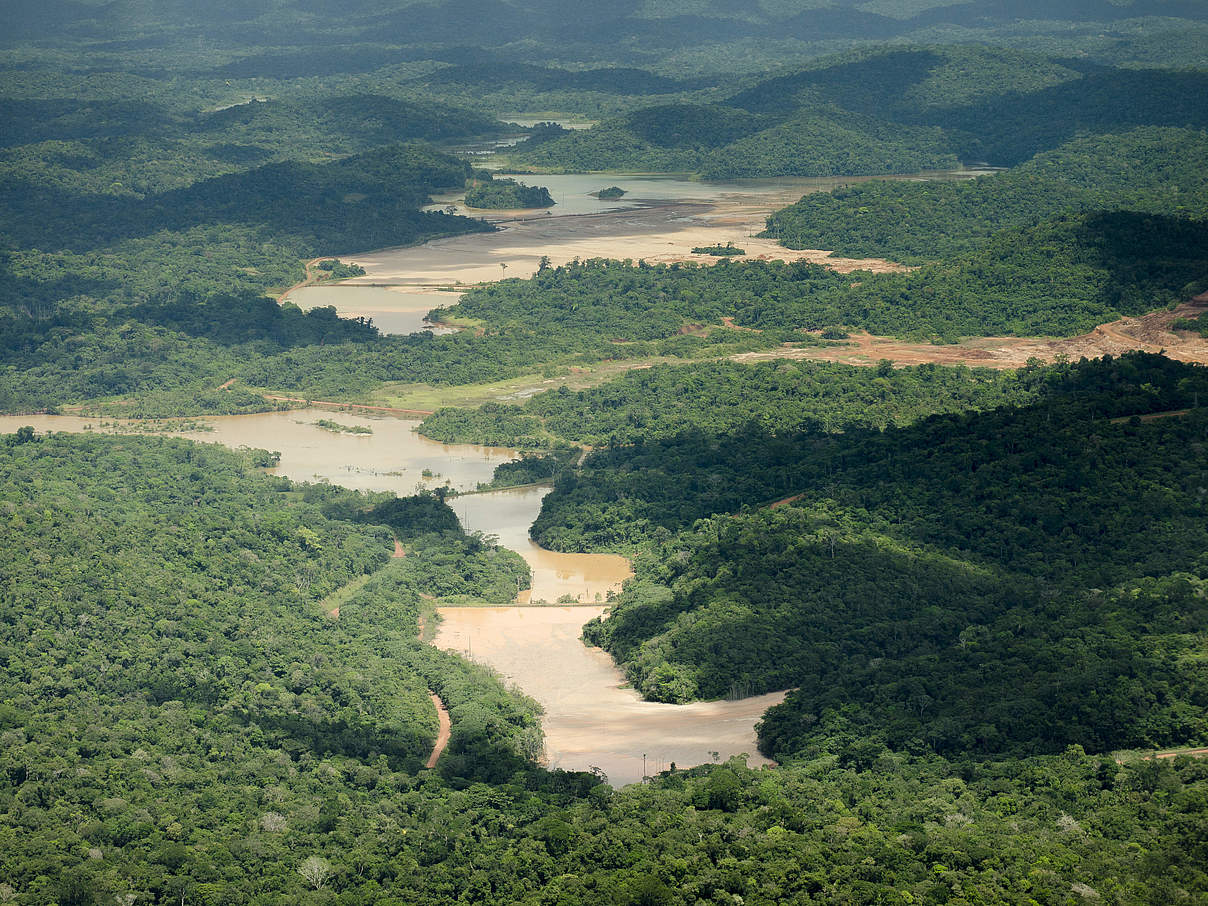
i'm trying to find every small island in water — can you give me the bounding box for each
[464,177,555,209]
[593,186,626,199]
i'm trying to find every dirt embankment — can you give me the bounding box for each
[735,294,1208,371]
[1152,747,1208,760]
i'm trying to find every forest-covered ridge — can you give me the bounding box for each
[763,127,1208,262]
[525,354,1208,763]
[10,0,1208,70]
[418,358,1048,448]
[530,352,1208,557]
[506,47,1208,175]
[2,381,1206,903]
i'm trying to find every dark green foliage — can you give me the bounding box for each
[128,291,378,347]
[765,128,1208,262]
[511,102,957,177]
[358,491,463,539]
[319,488,534,602]
[464,177,555,209]
[841,211,1208,339]
[692,243,744,256]
[1174,311,1208,338]
[510,46,1208,177]
[561,355,1208,760]
[588,509,1208,758]
[533,353,1208,570]
[1,143,485,255]
[419,359,1039,448]
[478,450,573,489]
[315,258,366,280]
[726,46,1080,118]
[399,532,532,603]
[192,94,501,147]
[445,257,850,339]
[3,429,1207,902]
[593,185,625,199]
[5,9,1208,903]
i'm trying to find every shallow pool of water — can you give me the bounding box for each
[284,285,459,336]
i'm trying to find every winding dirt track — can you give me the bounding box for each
[1153,747,1208,759]
[275,257,327,303]
[426,692,452,769]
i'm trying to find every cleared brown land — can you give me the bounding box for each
[735,295,1208,371]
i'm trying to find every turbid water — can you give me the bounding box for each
[456,486,631,603]
[6,171,882,777]
[434,606,785,786]
[351,168,990,318]
[284,285,459,336]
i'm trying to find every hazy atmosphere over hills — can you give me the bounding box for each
[1,1,1207,904]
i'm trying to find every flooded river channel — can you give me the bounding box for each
[12,172,904,782]
[1,409,769,782]
[290,168,991,324]
[434,607,785,786]
[0,410,626,604]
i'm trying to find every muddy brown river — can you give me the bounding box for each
[2,410,770,781]
[434,606,785,786]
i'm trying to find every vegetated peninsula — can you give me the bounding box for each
[464,177,555,209]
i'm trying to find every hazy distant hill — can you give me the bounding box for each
[7,0,1208,66]
[510,45,1208,175]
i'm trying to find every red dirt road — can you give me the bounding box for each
[426,693,452,769]
[1152,747,1208,760]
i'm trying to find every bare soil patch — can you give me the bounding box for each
[735,295,1208,371]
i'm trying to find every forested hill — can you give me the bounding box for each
[0,144,482,255]
[765,128,1208,262]
[507,47,1208,176]
[10,0,1208,60]
[532,352,1208,558]
[2,431,1205,905]
[553,354,1208,760]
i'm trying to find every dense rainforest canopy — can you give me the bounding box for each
[507,47,1208,176]
[2,429,1206,905]
[3,2,1208,903]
